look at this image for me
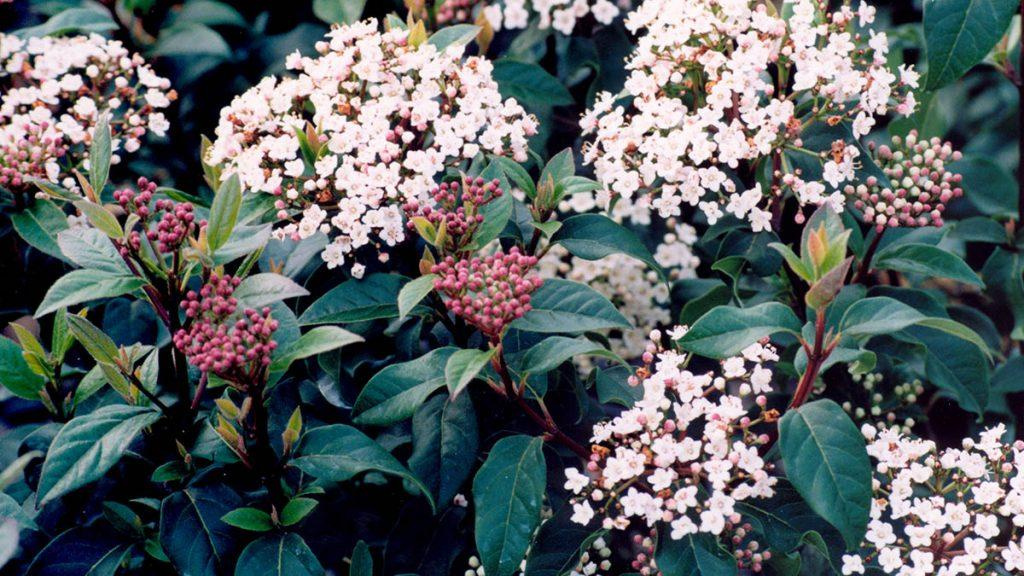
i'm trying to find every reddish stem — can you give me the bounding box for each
[853,227,885,284]
[790,307,829,409]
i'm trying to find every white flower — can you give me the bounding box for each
[564,468,590,494]
[842,554,865,575]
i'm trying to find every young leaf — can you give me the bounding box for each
[397,274,437,320]
[473,435,546,576]
[9,199,71,262]
[206,174,242,252]
[37,405,161,504]
[222,507,274,532]
[0,336,46,400]
[445,348,497,398]
[281,497,319,527]
[89,114,112,196]
[65,314,120,365]
[676,303,802,359]
[779,399,871,550]
[270,326,363,373]
[73,201,123,239]
[428,24,480,51]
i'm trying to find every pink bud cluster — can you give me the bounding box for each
[403,176,503,252]
[431,247,542,341]
[848,131,964,230]
[434,0,484,24]
[0,119,65,191]
[173,274,279,385]
[112,177,200,255]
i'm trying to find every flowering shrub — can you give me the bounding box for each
[0,1,1022,576]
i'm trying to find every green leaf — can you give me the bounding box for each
[172,0,247,27]
[953,157,1018,219]
[160,484,241,576]
[779,399,871,550]
[654,531,738,576]
[445,348,497,398]
[291,424,435,511]
[14,7,117,37]
[594,365,642,408]
[676,303,802,359]
[73,201,122,239]
[280,498,319,527]
[514,335,623,375]
[909,326,990,416]
[89,114,111,195]
[270,326,363,372]
[510,279,630,334]
[408,392,479,507]
[493,60,573,110]
[37,270,147,317]
[233,273,309,309]
[153,23,231,58]
[984,248,1024,340]
[923,0,1019,89]
[65,314,120,365]
[398,274,437,320]
[473,435,546,576]
[221,507,274,532]
[0,336,45,400]
[23,527,125,576]
[839,297,991,357]
[38,405,161,504]
[298,274,405,325]
[540,148,575,186]
[551,214,665,281]
[872,243,983,286]
[235,533,324,576]
[312,0,366,25]
[57,227,130,275]
[206,174,242,252]
[353,347,456,426]
[10,199,70,261]
[350,540,372,576]
[491,155,536,199]
[428,24,480,51]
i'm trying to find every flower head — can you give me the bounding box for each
[208,19,537,270]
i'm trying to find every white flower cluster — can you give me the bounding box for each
[207,19,538,269]
[0,33,173,194]
[580,0,917,231]
[539,222,699,362]
[484,0,630,35]
[841,423,1024,576]
[565,331,778,565]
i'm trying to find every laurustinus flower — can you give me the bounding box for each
[432,247,542,341]
[846,130,964,230]
[0,33,174,196]
[566,330,779,572]
[207,18,537,271]
[173,274,279,384]
[111,177,201,255]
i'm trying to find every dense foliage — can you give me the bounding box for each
[0,0,1022,575]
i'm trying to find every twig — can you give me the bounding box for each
[853,227,885,284]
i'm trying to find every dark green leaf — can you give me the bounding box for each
[872,243,983,286]
[353,347,456,426]
[473,435,546,576]
[492,60,573,110]
[270,326,363,372]
[0,336,45,400]
[551,214,665,281]
[37,270,147,317]
[409,392,479,507]
[923,0,1018,89]
[428,24,480,51]
[206,174,242,252]
[38,405,161,504]
[312,0,366,25]
[513,335,623,375]
[221,507,274,532]
[233,273,309,309]
[10,199,70,262]
[654,531,738,576]
[153,23,231,58]
[445,348,497,398]
[234,533,324,576]
[398,274,437,320]
[676,303,802,359]
[291,424,435,510]
[298,274,405,325]
[779,399,871,550]
[56,227,130,275]
[89,114,111,195]
[160,484,241,576]
[511,279,630,334]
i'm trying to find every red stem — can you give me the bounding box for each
[790,308,828,409]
